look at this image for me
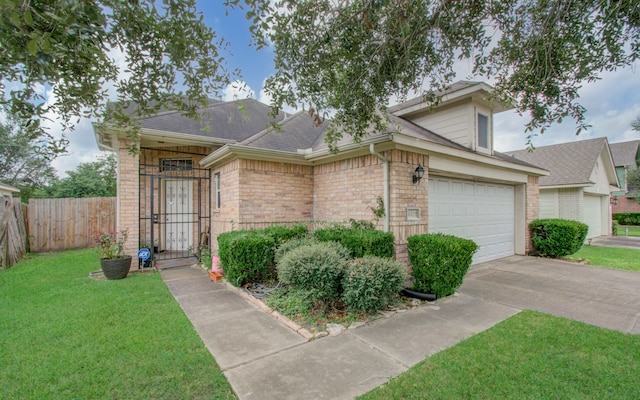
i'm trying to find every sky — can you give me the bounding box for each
[50,2,640,176]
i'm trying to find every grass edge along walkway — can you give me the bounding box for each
[360,310,640,399]
[0,249,236,399]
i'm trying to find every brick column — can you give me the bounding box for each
[117,139,140,257]
[525,175,539,254]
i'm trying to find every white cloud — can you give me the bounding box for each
[494,65,640,151]
[222,80,256,101]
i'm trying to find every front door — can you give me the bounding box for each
[164,179,193,251]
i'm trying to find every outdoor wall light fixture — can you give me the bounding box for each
[413,165,425,184]
[610,196,618,205]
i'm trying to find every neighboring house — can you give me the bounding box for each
[508,138,619,239]
[610,140,640,213]
[0,182,20,198]
[94,81,547,266]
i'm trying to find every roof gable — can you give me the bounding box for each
[507,137,617,187]
[609,140,640,167]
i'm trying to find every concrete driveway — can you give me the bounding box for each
[460,256,640,334]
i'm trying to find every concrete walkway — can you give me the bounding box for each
[161,266,517,400]
[161,254,640,399]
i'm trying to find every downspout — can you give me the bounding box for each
[369,144,389,232]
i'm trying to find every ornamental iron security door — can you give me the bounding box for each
[139,148,211,264]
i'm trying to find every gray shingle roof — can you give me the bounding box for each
[241,111,329,152]
[609,140,640,167]
[507,137,608,186]
[140,98,285,142]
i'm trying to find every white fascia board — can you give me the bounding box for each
[140,128,235,147]
[540,183,592,190]
[392,133,549,177]
[199,144,311,169]
[98,123,235,148]
[0,182,20,193]
[303,135,392,162]
[393,83,512,116]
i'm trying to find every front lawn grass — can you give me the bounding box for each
[564,245,640,272]
[360,310,640,399]
[618,225,640,237]
[0,249,235,399]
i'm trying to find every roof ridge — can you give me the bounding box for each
[240,110,306,145]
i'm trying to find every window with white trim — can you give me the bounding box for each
[477,113,489,150]
[214,173,221,209]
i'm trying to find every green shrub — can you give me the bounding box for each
[612,212,640,226]
[263,224,309,245]
[217,230,249,271]
[265,287,313,316]
[407,233,478,297]
[529,218,589,257]
[274,236,318,265]
[612,220,620,236]
[342,256,408,313]
[222,232,277,286]
[314,226,395,258]
[277,242,349,302]
[217,224,309,286]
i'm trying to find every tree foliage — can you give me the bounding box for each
[254,0,640,149]
[0,0,234,155]
[35,154,117,199]
[0,119,57,201]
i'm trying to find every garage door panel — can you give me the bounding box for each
[584,195,603,239]
[429,177,515,264]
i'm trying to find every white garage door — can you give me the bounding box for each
[584,195,603,239]
[429,177,515,264]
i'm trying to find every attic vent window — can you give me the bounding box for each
[478,113,489,149]
[161,159,193,172]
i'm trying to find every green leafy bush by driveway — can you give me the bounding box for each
[530,218,588,258]
[407,233,478,297]
[342,256,408,313]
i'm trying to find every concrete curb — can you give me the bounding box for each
[222,280,315,341]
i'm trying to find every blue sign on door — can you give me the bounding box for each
[138,248,151,261]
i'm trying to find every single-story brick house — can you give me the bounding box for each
[508,137,619,239]
[94,81,547,267]
[610,140,640,213]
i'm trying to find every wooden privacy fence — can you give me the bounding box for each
[27,197,116,253]
[0,197,27,268]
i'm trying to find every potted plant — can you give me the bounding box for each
[97,228,132,280]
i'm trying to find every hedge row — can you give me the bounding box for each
[313,225,395,258]
[529,218,588,258]
[217,224,308,286]
[612,213,640,226]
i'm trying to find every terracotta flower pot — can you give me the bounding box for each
[101,257,132,280]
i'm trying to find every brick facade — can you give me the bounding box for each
[612,196,640,213]
[117,140,140,258]
[122,141,541,264]
[387,150,429,262]
[525,175,540,254]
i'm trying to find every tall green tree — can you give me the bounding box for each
[36,154,117,199]
[0,0,234,156]
[253,0,640,149]
[0,119,57,202]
